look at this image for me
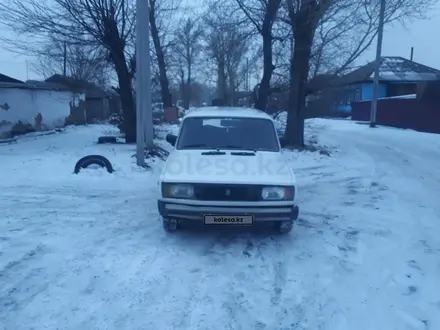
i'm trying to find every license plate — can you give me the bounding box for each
[204,215,254,225]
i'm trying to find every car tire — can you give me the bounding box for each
[274,220,293,234]
[162,218,179,232]
[74,155,114,174]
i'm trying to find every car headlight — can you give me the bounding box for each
[261,186,295,201]
[162,183,194,199]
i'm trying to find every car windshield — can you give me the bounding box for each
[176,116,280,152]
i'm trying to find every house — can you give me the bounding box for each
[350,79,440,134]
[43,74,120,123]
[0,73,24,84]
[0,73,85,138]
[333,56,440,113]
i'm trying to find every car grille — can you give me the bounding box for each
[194,184,261,201]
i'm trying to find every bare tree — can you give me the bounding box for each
[31,36,110,86]
[272,0,438,88]
[0,0,138,142]
[282,0,438,147]
[168,57,187,103]
[235,0,283,110]
[203,1,253,105]
[148,0,181,108]
[224,32,253,104]
[171,17,203,109]
[309,0,437,77]
[232,49,261,93]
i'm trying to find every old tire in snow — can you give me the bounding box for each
[74,155,114,174]
[97,136,117,144]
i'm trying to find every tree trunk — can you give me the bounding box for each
[149,3,172,107]
[179,68,185,101]
[116,66,136,143]
[229,70,236,106]
[255,29,274,111]
[217,61,227,104]
[102,16,136,143]
[284,26,314,147]
[254,0,281,111]
[112,46,136,143]
[184,64,191,109]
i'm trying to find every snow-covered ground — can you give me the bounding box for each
[1,119,440,330]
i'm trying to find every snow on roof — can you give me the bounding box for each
[341,56,440,84]
[184,106,273,120]
[354,93,417,103]
[380,94,416,99]
[375,57,440,81]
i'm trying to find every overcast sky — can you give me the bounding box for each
[1,2,439,83]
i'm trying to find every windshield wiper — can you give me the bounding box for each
[230,151,256,156]
[181,144,258,154]
[201,150,226,155]
[179,143,208,149]
[216,145,257,152]
[180,144,226,154]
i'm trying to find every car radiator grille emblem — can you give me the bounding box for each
[225,189,231,196]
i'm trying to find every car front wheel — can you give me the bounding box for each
[273,220,293,234]
[162,218,179,232]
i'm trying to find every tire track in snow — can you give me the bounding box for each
[299,152,388,274]
[322,129,440,328]
[270,238,287,307]
[202,232,252,329]
[220,233,323,329]
[254,234,332,330]
[274,171,375,328]
[167,231,292,329]
[0,244,51,316]
[130,230,251,329]
[0,184,168,330]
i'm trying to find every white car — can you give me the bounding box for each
[157,107,299,234]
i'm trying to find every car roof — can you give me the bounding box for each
[183,106,273,120]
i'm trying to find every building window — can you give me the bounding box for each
[343,89,357,104]
[354,88,361,100]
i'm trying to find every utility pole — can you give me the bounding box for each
[369,0,385,128]
[63,41,67,76]
[135,0,149,166]
[143,1,153,149]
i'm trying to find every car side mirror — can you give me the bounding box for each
[279,136,288,148]
[166,133,177,146]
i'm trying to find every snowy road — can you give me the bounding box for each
[1,121,440,330]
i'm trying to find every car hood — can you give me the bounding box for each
[160,150,296,185]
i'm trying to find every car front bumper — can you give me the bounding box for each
[157,199,299,223]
